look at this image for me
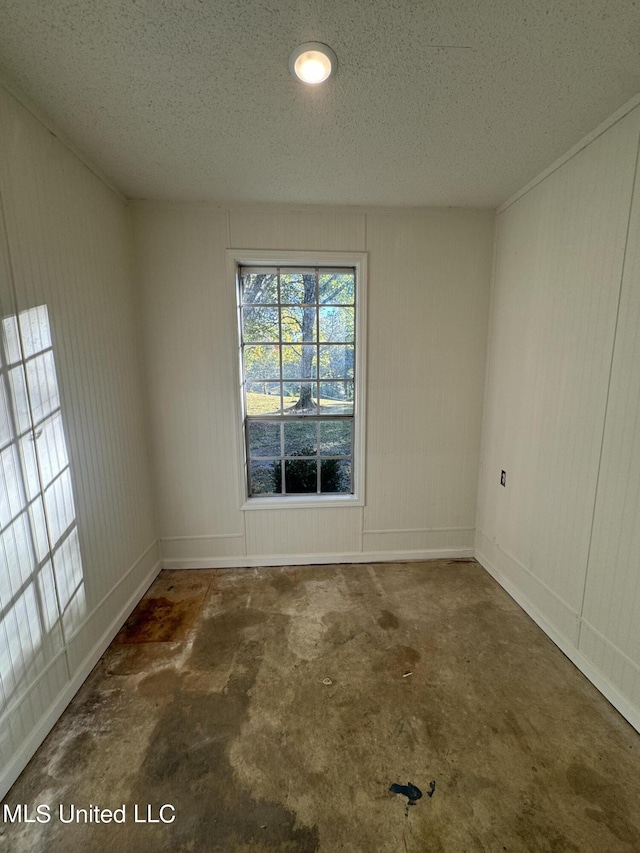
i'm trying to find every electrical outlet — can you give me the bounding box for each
[500,470,506,487]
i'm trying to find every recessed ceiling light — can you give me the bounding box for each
[289,42,337,84]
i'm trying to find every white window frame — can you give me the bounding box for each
[227,249,367,510]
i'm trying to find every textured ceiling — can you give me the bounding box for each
[0,0,639,207]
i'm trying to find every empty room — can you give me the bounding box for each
[1,1,640,851]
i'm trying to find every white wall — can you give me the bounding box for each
[476,101,640,731]
[132,204,494,567]
[0,85,159,797]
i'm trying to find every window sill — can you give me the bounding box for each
[241,494,364,511]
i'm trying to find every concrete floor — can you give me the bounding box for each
[2,559,640,852]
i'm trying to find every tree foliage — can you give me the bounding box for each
[241,269,354,411]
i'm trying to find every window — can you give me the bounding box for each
[232,252,366,507]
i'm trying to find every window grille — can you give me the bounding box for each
[238,266,356,498]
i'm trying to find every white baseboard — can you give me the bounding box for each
[0,548,161,800]
[161,547,474,570]
[475,546,640,735]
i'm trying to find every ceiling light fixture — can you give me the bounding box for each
[289,42,337,84]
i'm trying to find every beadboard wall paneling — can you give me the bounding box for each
[229,208,366,252]
[245,506,363,557]
[0,215,67,732]
[160,535,246,563]
[476,104,640,730]
[362,528,475,555]
[0,88,157,605]
[134,204,493,566]
[132,203,245,538]
[363,211,494,535]
[580,149,640,692]
[477,108,640,619]
[0,85,158,798]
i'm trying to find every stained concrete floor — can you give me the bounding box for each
[2,559,640,852]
